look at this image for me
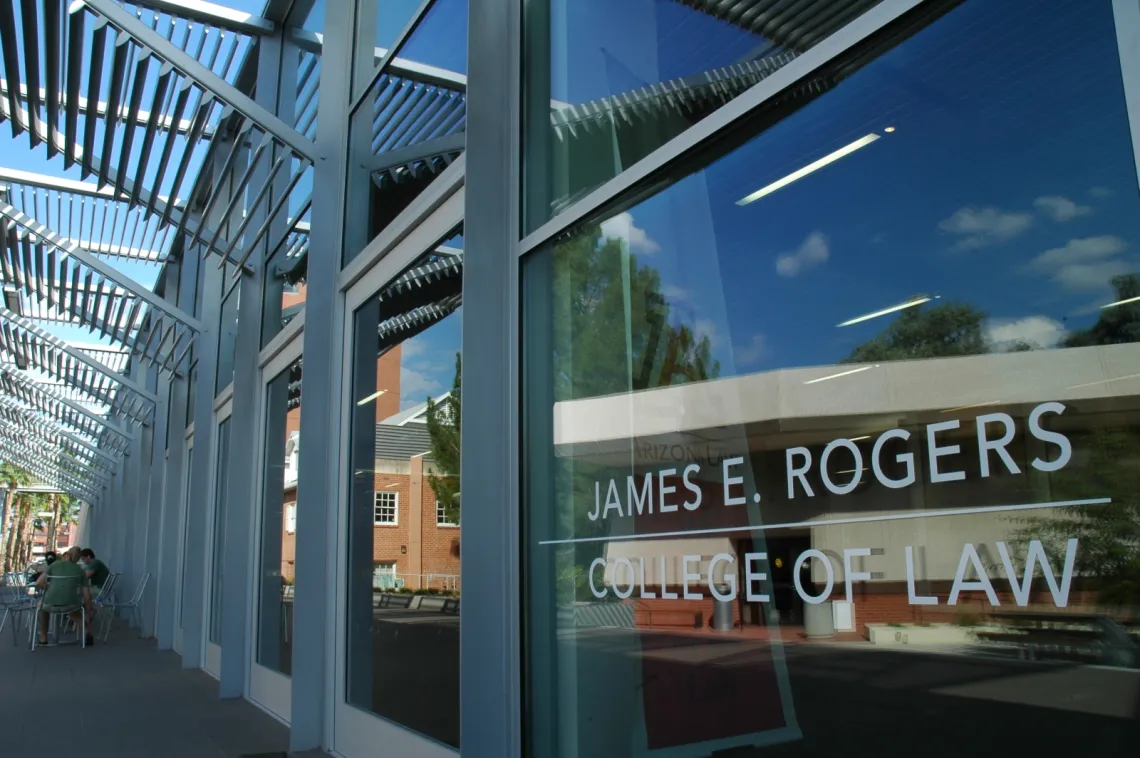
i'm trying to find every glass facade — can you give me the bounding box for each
[18,0,1140,756]
[524,1,1140,755]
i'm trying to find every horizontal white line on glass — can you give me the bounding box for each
[536,498,1111,546]
[803,365,877,384]
[737,133,881,206]
[838,295,937,327]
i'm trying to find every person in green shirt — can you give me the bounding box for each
[34,548,93,647]
[80,548,110,591]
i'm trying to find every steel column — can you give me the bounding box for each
[461,0,524,756]
[288,0,357,749]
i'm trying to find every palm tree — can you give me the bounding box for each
[0,462,32,573]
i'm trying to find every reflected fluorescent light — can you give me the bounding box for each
[737,133,882,206]
[804,365,878,385]
[884,126,896,133]
[941,401,1001,414]
[356,389,387,406]
[1100,296,1140,310]
[838,295,938,327]
[1066,372,1140,389]
[848,435,870,442]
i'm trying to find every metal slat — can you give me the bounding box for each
[159,93,216,227]
[0,4,26,136]
[186,117,254,251]
[130,62,174,207]
[97,31,134,190]
[19,0,43,147]
[44,0,63,158]
[146,79,192,216]
[82,21,112,180]
[64,8,86,168]
[115,49,154,191]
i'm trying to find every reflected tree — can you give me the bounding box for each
[0,462,31,573]
[844,301,989,363]
[426,353,461,526]
[1064,274,1140,347]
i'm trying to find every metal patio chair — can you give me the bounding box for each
[32,576,88,650]
[0,585,37,645]
[97,573,149,642]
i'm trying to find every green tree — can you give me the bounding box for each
[1064,274,1140,347]
[843,301,989,363]
[425,353,461,526]
[0,462,32,574]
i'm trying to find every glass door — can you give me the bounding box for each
[173,433,194,655]
[333,197,464,757]
[204,400,233,677]
[248,335,303,721]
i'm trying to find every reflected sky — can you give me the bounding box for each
[589,0,1139,378]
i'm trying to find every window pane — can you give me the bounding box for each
[345,234,462,746]
[257,357,302,676]
[523,0,885,230]
[524,1,1140,755]
[209,419,232,645]
[262,211,310,347]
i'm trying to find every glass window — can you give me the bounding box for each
[345,233,462,746]
[374,491,399,525]
[523,1,1140,755]
[262,213,310,348]
[523,0,885,230]
[216,286,240,394]
[343,2,468,265]
[436,499,456,527]
[208,418,232,645]
[256,356,302,677]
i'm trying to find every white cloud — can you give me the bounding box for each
[661,283,695,311]
[1034,195,1091,222]
[400,338,425,358]
[1089,186,1114,198]
[600,212,660,255]
[1053,259,1135,293]
[1026,235,1127,273]
[400,366,443,409]
[734,334,769,366]
[776,231,829,277]
[985,316,1066,350]
[693,318,721,348]
[938,206,1033,249]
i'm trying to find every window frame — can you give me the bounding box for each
[373,490,399,526]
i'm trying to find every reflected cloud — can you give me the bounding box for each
[939,206,1034,250]
[600,211,661,255]
[1054,260,1134,293]
[1026,235,1126,273]
[1089,186,1114,198]
[985,315,1066,350]
[1033,195,1092,222]
[734,334,769,366]
[776,231,829,278]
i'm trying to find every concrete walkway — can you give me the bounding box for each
[0,619,302,758]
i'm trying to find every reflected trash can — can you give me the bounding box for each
[712,588,734,631]
[804,600,836,639]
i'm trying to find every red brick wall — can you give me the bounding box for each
[371,471,460,589]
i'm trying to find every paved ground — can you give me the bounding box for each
[0,617,304,758]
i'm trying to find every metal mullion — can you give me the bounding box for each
[19,0,44,147]
[81,20,112,179]
[130,62,175,206]
[0,5,26,136]
[64,8,86,168]
[44,0,63,158]
[114,49,155,194]
[349,0,437,116]
[98,31,135,189]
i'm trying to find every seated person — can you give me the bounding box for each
[27,551,57,583]
[80,548,110,593]
[35,547,93,647]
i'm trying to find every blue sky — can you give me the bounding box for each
[576,0,1140,379]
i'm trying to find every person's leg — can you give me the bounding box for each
[36,611,48,644]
